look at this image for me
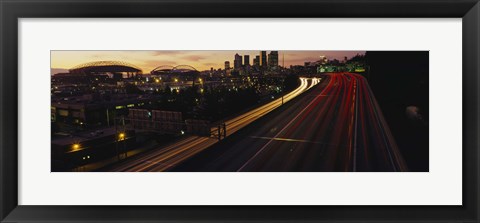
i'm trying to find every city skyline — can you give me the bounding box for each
[51,50,365,74]
[50,51,428,172]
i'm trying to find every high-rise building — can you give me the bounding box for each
[234,53,242,70]
[225,61,230,70]
[253,55,260,67]
[244,55,250,66]
[260,51,267,68]
[268,51,279,69]
[319,55,328,64]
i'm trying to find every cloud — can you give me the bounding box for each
[142,60,178,71]
[151,51,185,56]
[285,56,321,65]
[182,55,206,62]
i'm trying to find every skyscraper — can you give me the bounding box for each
[253,55,260,67]
[225,61,230,70]
[234,53,242,70]
[244,55,250,66]
[268,51,279,69]
[260,51,267,68]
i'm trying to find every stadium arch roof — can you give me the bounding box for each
[69,61,142,74]
[151,65,198,75]
[151,65,175,73]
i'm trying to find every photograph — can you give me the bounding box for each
[3,0,478,221]
[50,50,429,172]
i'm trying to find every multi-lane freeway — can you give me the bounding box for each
[175,73,408,172]
[106,77,320,171]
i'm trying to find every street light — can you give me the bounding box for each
[72,143,80,150]
[118,132,125,141]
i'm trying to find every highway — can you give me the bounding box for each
[106,77,320,172]
[175,73,408,172]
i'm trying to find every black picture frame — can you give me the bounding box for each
[1,0,479,222]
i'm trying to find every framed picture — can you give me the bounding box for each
[1,0,479,222]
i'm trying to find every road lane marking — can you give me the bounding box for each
[250,136,322,144]
[249,136,348,147]
[237,77,333,171]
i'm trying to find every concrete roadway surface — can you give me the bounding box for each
[174,73,408,172]
[105,77,320,172]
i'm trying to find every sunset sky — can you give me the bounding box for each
[51,50,365,74]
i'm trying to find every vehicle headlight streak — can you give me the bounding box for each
[113,77,320,172]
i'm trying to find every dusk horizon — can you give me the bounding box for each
[51,50,365,75]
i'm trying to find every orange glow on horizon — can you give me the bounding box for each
[51,50,365,74]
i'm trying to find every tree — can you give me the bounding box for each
[125,83,143,94]
[283,74,299,92]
